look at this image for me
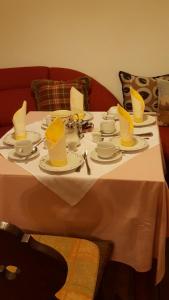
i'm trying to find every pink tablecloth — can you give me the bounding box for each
[0,111,168,284]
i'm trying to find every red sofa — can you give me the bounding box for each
[0,66,118,137]
[0,66,168,181]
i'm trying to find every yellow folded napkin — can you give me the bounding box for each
[117,104,135,147]
[130,87,145,122]
[45,118,67,167]
[70,87,84,114]
[12,100,27,140]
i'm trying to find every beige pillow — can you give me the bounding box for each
[157,79,169,126]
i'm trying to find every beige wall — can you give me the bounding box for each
[0,0,169,103]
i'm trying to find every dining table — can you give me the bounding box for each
[0,110,169,285]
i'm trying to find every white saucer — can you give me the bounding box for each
[8,149,40,161]
[110,136,148,152]
[39,152,84,173]
[101,128,119,137]
[131,115,156,127]
[3,131,41,146]
[90,149,122,163]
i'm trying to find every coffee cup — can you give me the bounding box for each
[100,119,115,134]
[96,141,120,158]
[92,131,102,143]
[15,140,33,157]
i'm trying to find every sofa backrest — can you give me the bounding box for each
[0,66,48,127]
[0,66,118,137]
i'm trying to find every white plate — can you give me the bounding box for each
[3,131,41,146]
[41,111,93,129]
[50,110,72,118]
[39,152,84,173]
[8,149,40,161]
[110,136,148,152]
[83,111,93,121]
[90,149,122,163]
[107,106,119,120]
[101,128,119,137]
[131,115,156,127]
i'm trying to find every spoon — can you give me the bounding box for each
[24,146,38,162]
[83,150,91,175]
[23,138,45,162]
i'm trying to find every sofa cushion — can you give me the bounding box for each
[119,71,169,112]
[31,77,90,111]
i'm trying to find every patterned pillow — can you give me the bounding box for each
[31,77,90,111]
[119,71,169,112]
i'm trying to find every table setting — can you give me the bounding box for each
[0,87,168,286]
[0,87,159,207]
[0,87,158,174]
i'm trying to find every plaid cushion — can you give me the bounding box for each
[31,77,90,111]
[119,71,169,112]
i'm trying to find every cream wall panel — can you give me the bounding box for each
[0,0,169,103]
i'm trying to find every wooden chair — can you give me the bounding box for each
[0,221,113,300]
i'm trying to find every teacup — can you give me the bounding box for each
[45,115,58,126]
[15,140,33,157]
[100,119,115,134]
[92,130,102,143]
[96,141,120,159]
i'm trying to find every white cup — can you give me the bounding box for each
[100,120,115,134]
[96,141,120,158]
[92,131,102,143]
[15,140,33,157]
[45,114,59,126]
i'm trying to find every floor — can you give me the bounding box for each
[96,238,169,300]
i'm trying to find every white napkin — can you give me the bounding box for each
[70,87,84,114]
[117,104,135,147]
[45,118,67,167]
[12,100,27,140]
[130,87,145,122]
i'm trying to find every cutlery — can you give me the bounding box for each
[75,164,83,172]
[24,138,45,163]
[24,147,38,163]
[134,132,153,137]
[83,150,91,175]
[0,145,13,149]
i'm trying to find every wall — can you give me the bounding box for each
[0,0,169,103]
